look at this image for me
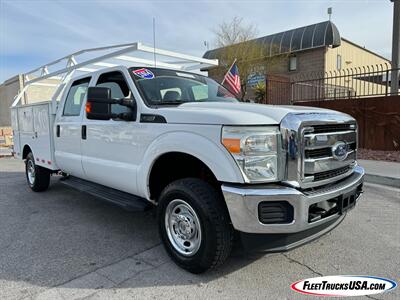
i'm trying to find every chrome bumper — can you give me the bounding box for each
[222,166,364,234]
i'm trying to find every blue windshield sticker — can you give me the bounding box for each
[132,68,154,79]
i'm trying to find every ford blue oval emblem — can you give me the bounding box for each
[332,141,348,161]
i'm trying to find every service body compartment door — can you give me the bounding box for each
[11,108,21,158]
[17,105,34,159]
[32,103,57,169]
[13,102,57,169]
[31,103,55,169]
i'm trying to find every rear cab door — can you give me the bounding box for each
[54,75,93,178]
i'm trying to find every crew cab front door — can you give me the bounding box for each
[80,70,138,194]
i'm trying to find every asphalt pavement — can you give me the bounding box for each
[0,158,399,300]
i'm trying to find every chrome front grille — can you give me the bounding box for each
[310,123,354,133]
[303,124,357,185]
[305,142,356,159]
[281,112,358,189]
[308,165,351,182]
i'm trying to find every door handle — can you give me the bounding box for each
[82,125,87,140]
[56,125,60,137]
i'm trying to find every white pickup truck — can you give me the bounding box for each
[11,43,364,273]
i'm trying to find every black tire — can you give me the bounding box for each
[158,178,233,274]
[25,152,50,192]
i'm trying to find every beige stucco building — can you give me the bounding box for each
[0,75,23,127]
[0,76,59,127]
[325,38,390,72]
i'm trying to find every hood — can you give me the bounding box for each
[156,102,345,125]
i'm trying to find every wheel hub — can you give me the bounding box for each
[176,215,195,239]
[165,199,202,256]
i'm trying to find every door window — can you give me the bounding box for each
[63,77,91,116]
[96,71,131,114]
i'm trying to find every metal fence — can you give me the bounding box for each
[238,65,398,104]
[264,75,291,105]
[290,64,399,103]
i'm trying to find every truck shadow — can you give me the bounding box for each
[0,169,265,292]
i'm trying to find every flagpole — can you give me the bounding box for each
[221,58,237,85]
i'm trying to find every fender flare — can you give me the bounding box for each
[22,144,33,159]
[136,131,244,199]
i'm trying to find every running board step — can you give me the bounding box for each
[60,176,152,211]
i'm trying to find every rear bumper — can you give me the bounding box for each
[222,166,364,244]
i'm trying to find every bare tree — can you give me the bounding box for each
[213,17,264,99]
[212,17,283,101]
[214,17,258,48]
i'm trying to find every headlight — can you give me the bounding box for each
[222,126,280,183]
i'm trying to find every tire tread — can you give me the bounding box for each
[26,152,50,192]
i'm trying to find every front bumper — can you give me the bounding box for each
[222,166,364,248]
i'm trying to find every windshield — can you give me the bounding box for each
[129,67,239,106]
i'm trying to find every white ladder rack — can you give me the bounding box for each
[12,42,218,108]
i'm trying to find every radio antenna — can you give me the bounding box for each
[153,17,156,67]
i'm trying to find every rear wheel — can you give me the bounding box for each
[25,152,50,192]
[158,178,233,274]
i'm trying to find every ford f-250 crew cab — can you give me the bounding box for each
[11,43,364,273]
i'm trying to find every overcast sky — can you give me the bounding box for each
[0,0,393,82]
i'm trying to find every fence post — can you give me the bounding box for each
[385,69,390,96]
[290,82,294,104]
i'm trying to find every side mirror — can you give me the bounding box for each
[86,87,113,120]
[86,87,137,121]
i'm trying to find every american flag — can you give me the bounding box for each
[222,61,241,95]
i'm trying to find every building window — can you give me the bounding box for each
[289,56,297,71]
[336,54,342,70]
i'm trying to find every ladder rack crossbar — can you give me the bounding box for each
[23,42,218,86]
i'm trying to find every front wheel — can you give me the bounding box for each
[158,178,233,274]
[25,152,50,192]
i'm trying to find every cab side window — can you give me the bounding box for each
[63,77,91,116]
[96,71,130,114]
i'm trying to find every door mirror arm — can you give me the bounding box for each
[114,111,136,121]
[117,97,137,121]
[118,97,136,109]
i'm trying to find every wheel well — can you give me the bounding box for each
[149,152,220,202]
[22,145,32,159]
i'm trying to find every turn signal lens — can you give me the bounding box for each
[222,138,240,154]
[85,102,92,113]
